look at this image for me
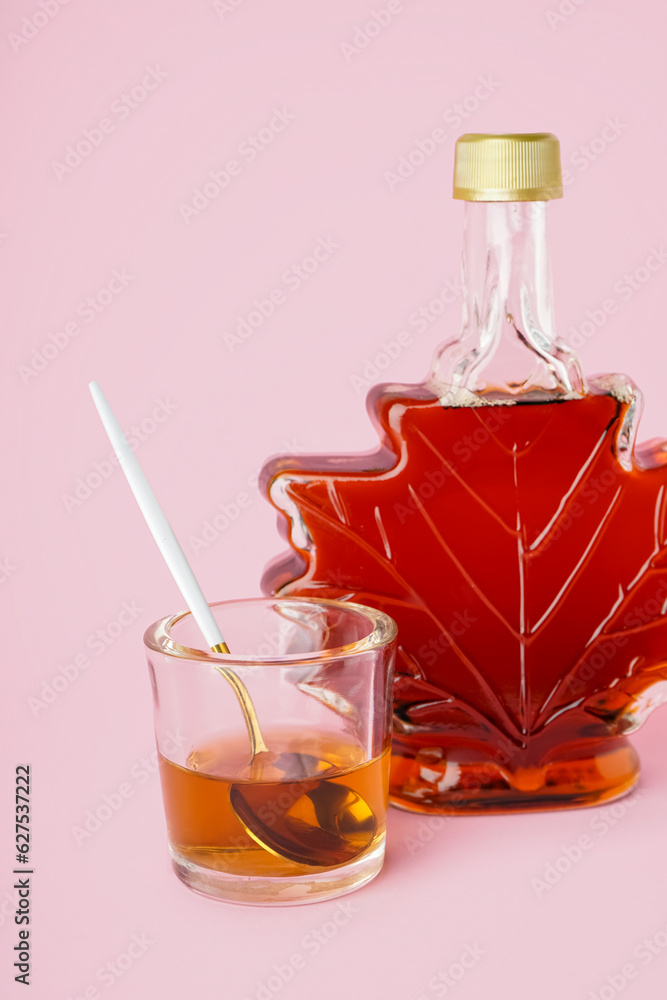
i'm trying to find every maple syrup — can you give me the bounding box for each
[159,729,389,874]
[260,134,667,811]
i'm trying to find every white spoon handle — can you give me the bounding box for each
[88,381,227,651]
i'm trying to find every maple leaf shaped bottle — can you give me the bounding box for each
[260,133,667,813]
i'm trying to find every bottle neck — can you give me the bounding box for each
[432,200,584,401]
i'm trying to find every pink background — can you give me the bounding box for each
[3,1,667,997]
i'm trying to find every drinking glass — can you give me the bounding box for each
[144,597,397,905]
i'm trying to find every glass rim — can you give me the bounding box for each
[143,595,397,666]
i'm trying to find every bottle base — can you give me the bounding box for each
[389,741,640,814]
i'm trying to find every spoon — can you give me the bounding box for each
[214,679,376,867]
[231,778,377,867]
[89,381,376,866]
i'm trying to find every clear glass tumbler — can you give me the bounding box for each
[144,597,397,905]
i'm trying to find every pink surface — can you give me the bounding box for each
[3,1,667,997]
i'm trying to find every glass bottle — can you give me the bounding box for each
[260,133,667,813]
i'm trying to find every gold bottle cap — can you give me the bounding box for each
[453,132,562,202]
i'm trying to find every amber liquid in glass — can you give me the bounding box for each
[159,730,389,876]
[262,386,667,812]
